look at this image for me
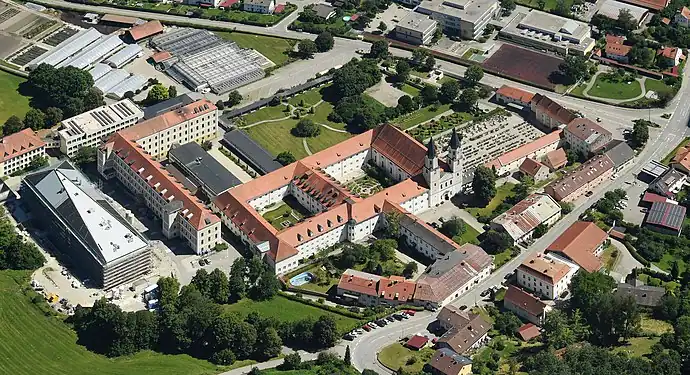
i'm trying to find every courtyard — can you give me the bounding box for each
[262,197,310,230]
[345,175,384,198]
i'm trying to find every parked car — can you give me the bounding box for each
[367,322,378,329]
[585,191,594,197]
[404,310,416,316]
[393,314,404,320]
[355,328,365,334]
[386,316,396,322]
[480,289,491,297]
[459,305,468,310]
[376,319,387,327]
[362,325,371,332]
[343,334,355,341]
[400,313,410,319]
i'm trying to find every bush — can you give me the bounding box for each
[210,349,236,365]
[292,119,321,137]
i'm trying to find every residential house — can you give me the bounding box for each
[243,0,276,14]
[430,348,473,375]
[519,158,550,182]
[516,253,579,300]
[657,46,683,67]
[405,335,429,350]
[530,93,577,130]
[436,306,491,355]
[604,141,635,172]
[674,6,690,27]
[311,3,336,20]
[643,201,686,236]
[494,85,535,107]
[517,323,542,341]
[491,193,561,244]
[564,118,613,155]
[503,285,551,325]
[484,131,562,176]
[543,148,568,171]
[336,269,417,306]
[545,221,608,272]
[616,279,666,307]
[671,145,690,174]
[544,154,615,202]
[650,167,687,198]
[0,128,47,177]
[604,34,632,63]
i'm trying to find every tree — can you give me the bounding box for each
[561,202,574,215]
[543,310,576,348]
[533,223,548,238]
[440,80,461,103]
[209,268,230,304]
[629,46,655,67]
[537,0,546,9]
[411,49,429,66]
[369,40,389,59]
[74,146,97,166]
[282,352,302,370]
[500,0,516,13]
[479,230,512,254]
[292,119,321,137]
[630,120,649,148]
[3,115,24,136]
[464,65,484,86]
[314,31,334,52]
[27,64,97,117]
[420,85,439,105]
[344,345,352,365]
[44,107,63,127]
[146,84,169,104]
[377,21,387,33]
[215,100,225,110]
[671,260,681,280]
[24,108,46,130]
[255,327,282,360]
[494,312,522,337]
[402,261,418,278]
[554,0,570,16]
[246,257,266,285]
[384,211,401,238]
[459,87,479,109]
[228,90,242,107]
[472,165,496,205]
[362,370,379,375]
[617,9,637,31]
[168,85,177,98]
[370,239,396,261]
[396,95,415,114]
[559,55,591,84]
[191,269,212,298]
[211,348,236,365]
[424,55,436,71]
[332,59,382,98]
[440,216,467,238]
[313,315,338,348]
[28,155,48,171]
[395,60,411,83]
[276,151,296,166]
[252,270,280,301]
[297,39,318,58]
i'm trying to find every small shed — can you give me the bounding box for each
[405,335,429,350]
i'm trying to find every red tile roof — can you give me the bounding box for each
[274,3,286,13]
[106,133,219,231]
[605,39,632,57]
[118,99,216,141]
[150,51,172,63]
[680,6,690,19]
[219,0,239,7]
[530,94,577,125]
[544,148,567,170]
[371,125,426,176]
[519,158,547,177]
[519,253,571,284]
[662,17,671,24]
[485,130,562,170]
[546,221,607,272]
[658,46,681,59]
[496,85,535,103]
[405,335,429,350]
[672,146,690,171]
[504,285,547,317]
[337,271,380,297]
[128,20,163,41]
[518,323,541,341]
[380,276,417,303]
[642,191,672,204]
[617,0,668,10]
[0,128,45,163]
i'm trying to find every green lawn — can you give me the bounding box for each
[400,84,420,96]
[600,244,619,272]
[0,70,31,125]
[217,32,296,66]
[262,201,306,230]
[661,137,690,164]
[493,248,514,270]
[654,252,685,274]
[466,183,517,219]
[394,103,452,129]
[0,270,223,375]
[640,316,673,336]
[242,105,290,125]
[288,87,323,107]
[587,75,642,100]
[223,295,358,332]
[515,0,570,11]
[568,83,587,99]
[378,343,434,373]
[644,78,675,96]
[453,225,480,246]
[310,101,345,130]
[410,70,429,79]
[612,337,659,357]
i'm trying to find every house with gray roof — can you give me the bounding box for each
[603,140,635,172]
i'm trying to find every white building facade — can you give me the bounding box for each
[0,129,47,177]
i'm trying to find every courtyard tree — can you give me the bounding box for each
[228,90,243,107]
[168,85,177,98]
[440,216,467,239]
[276,151,296,165]
[464,64,484,86]
[424,55,436,71]
[384,211,401,238]
[420,85,439,104]
[472,165,496,205]
[292,119,321,137]
[397,95,416,114]
[558,55,591,84]
[494,312,522,337]
[617,9,637,31]
[377,21,387,33]
[479,230,512,254]
[403,261,418,278]
[314,31,334,52]
[24,108,46,130]
[630,120,649,148]
[215,100,225,110]
[440,79,461,102]
[73,146,97,166]
[145,84,169,104]
[411,48,429,67]
[3,115,24,136]
[500,0,516,14]
[298,39,318,58]
[369,40,389,59]
[459,87,479,110]
[395,59,411,83]
[251,270,280,300]
[44,107,63,127]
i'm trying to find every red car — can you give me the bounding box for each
[405,310,416,316]
[362,325,371,332]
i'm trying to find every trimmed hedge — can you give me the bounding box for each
[622,241,651,267]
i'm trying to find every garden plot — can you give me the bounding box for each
[345,175,383,198]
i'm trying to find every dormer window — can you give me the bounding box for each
[317,224,323,232]
[327,219,332,227]
[337,215,343,223]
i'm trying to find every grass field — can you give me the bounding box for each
[612,337,659,357]
[0,70,31,125]
[262,200,306,230]
[587,76,642,100]
[0,270,223,375]
[515,0,570,11]
[288,87,323,107]
[216,32,296,66]
[453,225,480,246]
[378,343,434,373]
[493,248,514,270]
[466,183,516,219]
[644,78,675,96]
[394,103,452,129]
[640,316,673,336]
[654,252,686,274]
[242,105,290,125]
[223,295,358,332]
[400,84,420,96]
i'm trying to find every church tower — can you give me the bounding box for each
[449,128,463,174]
[423,137,440,191]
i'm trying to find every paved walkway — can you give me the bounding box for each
[220,351,320,375]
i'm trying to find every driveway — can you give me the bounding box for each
[608,239,642,282]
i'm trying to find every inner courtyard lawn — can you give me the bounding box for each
[587,75,642,100]
[394,103,452,129]
[378,343,435,374]
[0,270,223,375]
[466,183,517,218]
[245,118,351,159]
[0,70,31,125]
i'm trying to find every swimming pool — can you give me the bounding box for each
[289,272,313,287]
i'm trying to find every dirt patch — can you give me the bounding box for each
[59,11,122,34]
[482,44,563,90]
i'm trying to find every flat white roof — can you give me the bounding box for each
[59,99,142,140]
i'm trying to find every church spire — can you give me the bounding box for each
[426,137,436,159]
[449,128,461,150]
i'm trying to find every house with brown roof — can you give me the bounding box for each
[617,0,668,11]
[543,148,568,171]
[530,94,577,130]
[430,348,473,375]
[504,285,551,325]
[484,130,562,176]
[545,221,608,272]
[127,20,163,42]
[517,253,578,299]
[671,146,690,174]
[657,46,684,67]
[414,245,493,308]
[517,323,542,341]
[675,6,690,27]
[544,154,615,203]
[436,309,491,355]
[213,125,469,275]
[0,128,47,177]
[494,85,535,107]
[491,193,561,244]
[519,158,550,182]
[604,34,632,63]
[564,118,613,155]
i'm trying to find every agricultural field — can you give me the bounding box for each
[0,270,223,375]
